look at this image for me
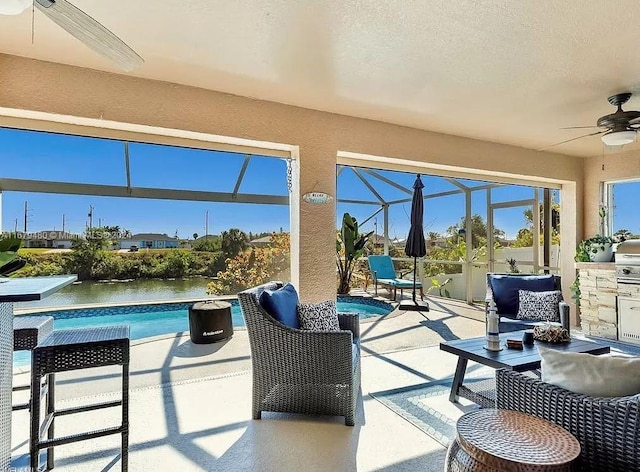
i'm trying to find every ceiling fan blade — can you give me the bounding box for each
[560,126,601,129]
[538,130,605,151]
[628,117,640,127]
[35,0,144,71]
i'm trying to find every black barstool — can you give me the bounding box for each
[30,325,130,471]
[13,316,54,411]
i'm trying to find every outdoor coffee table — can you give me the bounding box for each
[445,409,581,471]
[440,331,610,407]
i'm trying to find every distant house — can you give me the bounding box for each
[249,235,273,247]
[119,233,179,249]
[428,237,448,249]
[20,230,80,249]
[369,234,406,247]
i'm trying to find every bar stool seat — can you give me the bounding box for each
[14,316,54,352]
[30,325,130,472]
[13,316,54,411]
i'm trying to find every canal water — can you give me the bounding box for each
[20,278,213,309]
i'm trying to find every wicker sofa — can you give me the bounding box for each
[237,282,361,426]
[496,369,640,471]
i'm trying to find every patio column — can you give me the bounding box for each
[559,181,580,327]
[294,143,338,303]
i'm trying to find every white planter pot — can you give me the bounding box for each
[589,243,613,262]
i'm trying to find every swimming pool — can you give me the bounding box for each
[14,296,392,357]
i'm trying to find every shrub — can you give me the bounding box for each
[192,237,220,252]
[207,233,290,295]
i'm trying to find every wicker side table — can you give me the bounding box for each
[445,409,580,472]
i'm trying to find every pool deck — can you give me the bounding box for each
[12,291,484,396]
[10,290,489,471]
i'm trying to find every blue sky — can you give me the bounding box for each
[1,127,635,239]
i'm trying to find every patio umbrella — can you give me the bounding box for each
[400,174,429,311]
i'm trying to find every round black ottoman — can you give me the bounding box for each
[188,300,233,344]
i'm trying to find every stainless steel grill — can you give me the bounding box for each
[615,240,640,284]
[615,240,640,345]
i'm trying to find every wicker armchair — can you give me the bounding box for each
[496,369,640,471]
[486,273,570,333]
[237,282,361,426]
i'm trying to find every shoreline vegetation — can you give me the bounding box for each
[16,249,226,281]
[14,230,292,297]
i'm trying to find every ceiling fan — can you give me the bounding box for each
[540,92,640,151]
[0,0,144,71]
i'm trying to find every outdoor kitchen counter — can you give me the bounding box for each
[0,275,76,470]
[575,262,615,270]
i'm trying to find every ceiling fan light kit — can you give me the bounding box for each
[601,130,636,146]
[0,0,31,15]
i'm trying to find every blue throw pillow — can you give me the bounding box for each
[489,275,556,316]
[259,283,300,329]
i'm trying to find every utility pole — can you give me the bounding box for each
[62,214,66,233]
[14,218,18,233]
[23,201,28,232]
[205,210,209,237]
[98,218,102,228]
[88,205,94,230]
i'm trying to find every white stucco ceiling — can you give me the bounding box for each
[2,0,640,157]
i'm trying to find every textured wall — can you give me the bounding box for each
[0,54,584,302]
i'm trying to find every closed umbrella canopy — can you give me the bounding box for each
[405,175,426,258]
[401,174,429,310]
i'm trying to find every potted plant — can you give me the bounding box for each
[575,206,615,263]
[575,235,615,263]
[336,213,372,294]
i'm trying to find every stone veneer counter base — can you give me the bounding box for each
[576,262,640,340]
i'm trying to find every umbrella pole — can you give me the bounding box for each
[412,256,417,304]
[399,256,429,312]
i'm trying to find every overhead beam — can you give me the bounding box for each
[469,183,504,192]
[0,178,288,205]
[490,199,535,210]
[360,169,412,194]
[336,198,381,205]
[388,188,464,205]
[232,154,251,199]
[445,177,468,191]
[360,206,384,226]
[124,142,132,194]
[351,168,385,203]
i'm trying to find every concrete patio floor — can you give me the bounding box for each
[11,294,487,471]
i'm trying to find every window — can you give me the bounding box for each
[605,179,640,240]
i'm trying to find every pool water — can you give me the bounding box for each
[13,297,392,366]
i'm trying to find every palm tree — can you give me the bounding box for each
[221,228,248,259]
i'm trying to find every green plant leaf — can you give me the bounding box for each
[0,236,21,253]
[0,259,25,276]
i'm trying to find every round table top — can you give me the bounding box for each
[456,409,581,468]
[191,300,231,310]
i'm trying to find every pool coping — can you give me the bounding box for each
[14,295,238,315]
[13,292,399,316]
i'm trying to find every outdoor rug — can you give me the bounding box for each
[369,373,493,448]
